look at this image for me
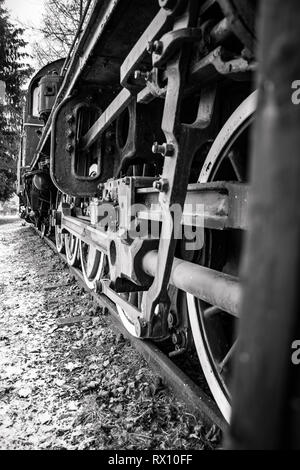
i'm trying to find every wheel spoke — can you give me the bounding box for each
[219,340,238,374]
[55,192,65,253]
[228,149,244,182]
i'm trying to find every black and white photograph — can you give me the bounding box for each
[0,0,299,453]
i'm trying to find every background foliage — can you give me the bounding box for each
[0,0,33,201]
[33,0,91,67]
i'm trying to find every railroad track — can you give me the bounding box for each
[30,224,227,433]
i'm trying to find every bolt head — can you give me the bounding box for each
[122,177,131,185]
[153,180,161,191]
[152,142,159,154]
[168,312,175,327]
[134,70,150,81]
[164,143,175,157]
[172,332,178,345]
[152,142,175,157]
[153,179,169,193]
[65,144,74,153]
[147,40,162,54]
[66,114,74,124]
[66,129,74,138]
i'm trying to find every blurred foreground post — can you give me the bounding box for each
[227,0,300,449]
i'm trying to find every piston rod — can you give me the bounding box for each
[142,250,241,316]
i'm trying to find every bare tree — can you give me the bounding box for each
[32,0,93,67]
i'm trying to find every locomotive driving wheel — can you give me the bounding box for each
[113,91,257,423]
[187,91,257,422]
[65,232,79,267]
[79,241,106,290]
[40,220,48,239]
[55,192,65,253]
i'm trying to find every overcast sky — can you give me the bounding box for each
[5,0,46,70]
[5,0,45,26]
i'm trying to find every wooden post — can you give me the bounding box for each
[227,0,300,449]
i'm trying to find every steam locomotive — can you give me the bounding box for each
[18,0,257,429]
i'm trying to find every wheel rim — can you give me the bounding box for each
[55,192,65,253]
[187,91,257,422]
[55,225,65,253]
[79,241,105,290]
[65,232,79,266]
[41,222,47,239]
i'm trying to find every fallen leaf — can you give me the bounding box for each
[5,365,23,377]
[18,387,32,398]
[65,362,82,372]
[39,411,52,424]
[67,401,78,411]
[54,379,65,387]
[1,417,13,428]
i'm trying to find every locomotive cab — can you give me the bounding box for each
[20,59,64,169]
[38,72,62,123]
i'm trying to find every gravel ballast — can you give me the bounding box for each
[0,218,220,450]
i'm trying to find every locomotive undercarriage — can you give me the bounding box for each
[21,0,258,422]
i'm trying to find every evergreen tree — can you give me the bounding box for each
[0,0,33,202]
